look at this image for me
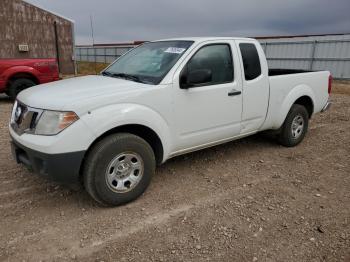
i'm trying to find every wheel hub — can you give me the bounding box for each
[116,163,131,178]
[105,152,144,193]
[291,114,304,139]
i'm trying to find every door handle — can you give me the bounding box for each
[228,89,241,96]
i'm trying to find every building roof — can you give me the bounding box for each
[77,37,258,47]
[155,37,256,42]
[22,0,75,23]
[254,33,350,39]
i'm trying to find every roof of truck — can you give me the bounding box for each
[154,37,256,42]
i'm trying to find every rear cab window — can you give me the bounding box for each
[239,43,261,80]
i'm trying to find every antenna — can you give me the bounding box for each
[90,14,97,74]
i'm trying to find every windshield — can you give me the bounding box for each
[103,41,194,85]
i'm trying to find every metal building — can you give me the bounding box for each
[259,34,350,79]
[0,0,75,74]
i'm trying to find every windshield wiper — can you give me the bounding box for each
[101,71,112,76]
[110,73,144,83]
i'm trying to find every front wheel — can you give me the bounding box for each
[278,104,309,147]
[83,133,155,206]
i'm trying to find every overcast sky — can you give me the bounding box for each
[26,0,350,45]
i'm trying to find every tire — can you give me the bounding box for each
[278,104,309,147]
[8,78,36,100]
[83,133,156,206]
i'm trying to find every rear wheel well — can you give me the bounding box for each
[7,73,39,89]
[293,96,313,118]
[82,125,164,177]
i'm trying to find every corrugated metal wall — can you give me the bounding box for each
[260,34,350,79]
[75,46,134,64]
[0,0,75,74]
[75,34,350,79]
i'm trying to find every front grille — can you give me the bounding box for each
[11,101,43,135]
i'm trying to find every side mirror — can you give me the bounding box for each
[180,68,212,89]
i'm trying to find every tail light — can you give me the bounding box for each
[328,75,332,94]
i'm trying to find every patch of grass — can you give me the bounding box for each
[333,80,350,95]
[76,61,110,75]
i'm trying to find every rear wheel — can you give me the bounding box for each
[278,104,309,147]
[83,133,155,206]
[8,78,36,100]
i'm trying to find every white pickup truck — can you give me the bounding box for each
[10,37,332,206]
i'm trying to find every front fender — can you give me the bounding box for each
[2,66,40,82]
[274,84,315,129]
[80,103,172,161]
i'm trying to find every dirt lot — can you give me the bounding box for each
[0,81,349,262]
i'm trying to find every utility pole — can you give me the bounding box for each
[90,14,97,74]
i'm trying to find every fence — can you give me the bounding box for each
[75,45,135,64]
[75,34,350,79]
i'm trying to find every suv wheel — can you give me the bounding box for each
[278,104,309,147]
[83,133,155,206]
[8,78,36,100]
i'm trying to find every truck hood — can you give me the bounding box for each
[18,75,149,111]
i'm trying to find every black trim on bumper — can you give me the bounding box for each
[11,139,85,184]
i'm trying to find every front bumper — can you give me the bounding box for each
[11,138,85,184]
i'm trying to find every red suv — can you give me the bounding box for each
[0,58,60,100]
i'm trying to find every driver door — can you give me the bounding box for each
[171,41,243,153]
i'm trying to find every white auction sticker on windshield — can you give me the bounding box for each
[164,47,186,54]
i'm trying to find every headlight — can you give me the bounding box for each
[35,110,79,135]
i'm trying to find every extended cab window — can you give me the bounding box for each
[185,44,234,86]
[239,43,261,80]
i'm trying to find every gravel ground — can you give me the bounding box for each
[0,82,349,262]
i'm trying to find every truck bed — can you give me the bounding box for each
[269,68,312,76]
[262,70,330,131]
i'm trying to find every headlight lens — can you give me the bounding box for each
[35,111,79,135]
